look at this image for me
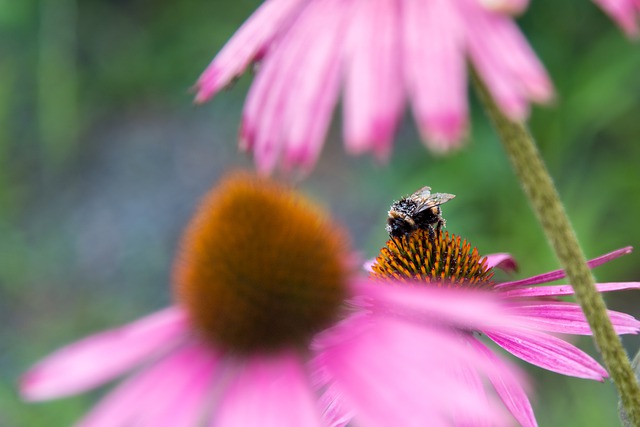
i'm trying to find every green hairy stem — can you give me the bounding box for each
[472,72,640,426]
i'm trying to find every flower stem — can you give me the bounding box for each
[471,71,640,426]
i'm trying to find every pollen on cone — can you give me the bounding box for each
[370,230,494,288]
[173,172,350,353]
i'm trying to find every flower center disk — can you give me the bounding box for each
[370,230,494,288]
[174,172,349,354]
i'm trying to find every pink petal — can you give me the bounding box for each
[76,356,177,427]
[503,281,640,298]
[136,344,222,427]
[486,329,608,380]
[463,1,529,120]
[495,246,633,288]
[240,6,317,172]
[280,0,351,172]
[452,359,491,427]
[464,0,553,117]
[317,384,356,427]
[210,351,323,427]
[195,0,307,102]
[242,0,349,174]
[593,0,640,37]
[21,307,189,401]
[509,301,640,335]
[479,11,553,103]
[468,338,538,427]
[343,0,403,160]
[77,342,220,427]
[479,0,530,15]
[315,313,507,427]
[403,0,468,150]
[485,253,518,272]
[352,279,526,332]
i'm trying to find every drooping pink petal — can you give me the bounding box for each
[485,253,518,272]
[210,351,324,427]
[315,313,507,427]
[76,342,220,427]
[503,282,640,298]
[486,329,608,380]
[593,0,640,37]
[136,344,222,427]
[479,0,530,16]
[21,307,189,401]
[317,384,355,427]
[352,279,525,332]
[343,0,403,159]
[75,357,169,427]
[479,11,553,103]
[240,0,320,172]
[452,359,492,427]
[468,338,538,427]
[197,0,557,172]
[195,0,307,102]
[465,0,553,115]
[308,342,361,427]
[404,0,468,150]
[244,0,351,174]
[509,301,640,335]
[280,0,351,172]
[495,247,633,288]
[463,1,528,120]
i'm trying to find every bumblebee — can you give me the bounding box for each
[386,186,455,239]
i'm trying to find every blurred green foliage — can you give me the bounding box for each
[2,0,640,426]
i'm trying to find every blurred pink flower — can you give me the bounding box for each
[195,0,553,174]
[593,0,640,36]
[370,232,640,427]
[21,287,522,427]
[21,173,524,427]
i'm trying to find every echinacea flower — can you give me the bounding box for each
[593,0,640,37]
[195,0,553,174]
[370,229,640,427]
[22,172,531,427]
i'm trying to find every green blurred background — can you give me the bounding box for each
[2,1,640,425]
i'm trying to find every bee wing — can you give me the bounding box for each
[413,192,456,212]
[410,186,432,199]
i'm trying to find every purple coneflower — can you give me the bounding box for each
[22,172,528,427]
[370,229,640,427]
[195,0,553,174]
[593,0,640,36]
